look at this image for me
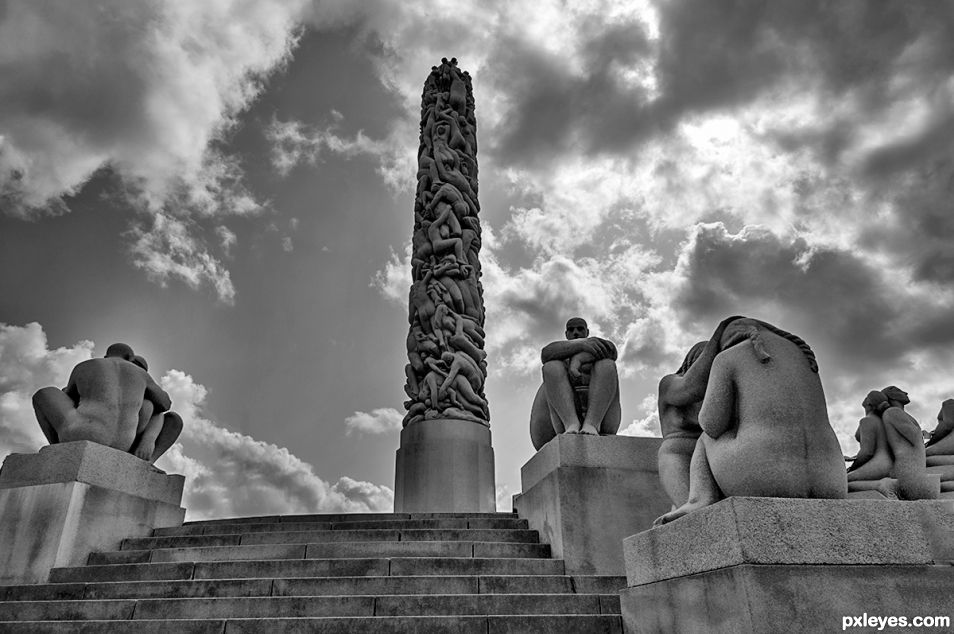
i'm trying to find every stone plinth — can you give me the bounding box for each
[512,434,670,575]
[0,441,185,585]
[393,419,496,513]
[621,497,954,633]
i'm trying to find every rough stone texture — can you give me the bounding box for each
[394,419,496,512]
[402,58,489,428]
[621,564,954,634]
[0,441,184,505]
[513,434,670,575]
[623,497,954,586]
[0,443,184,585]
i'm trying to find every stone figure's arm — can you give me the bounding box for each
[661,316,744,407]
[541,338,614,364]
[143,374,172,413]
[697,353,735,439]
[63,369,80,403]
[926,399,954,447]
[847,421,875,472]
[568,351,596,380]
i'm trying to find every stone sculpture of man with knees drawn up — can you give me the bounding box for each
[32,343,182,464]
[529,317,621,451]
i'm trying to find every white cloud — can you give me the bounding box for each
[618,394,660,437]
[0,322,392,521]
[0,1,310,299]
[344,407,404,436]
[0,323,94,458]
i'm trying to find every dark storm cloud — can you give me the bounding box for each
[670,223,930,369]
[485,19,656,165]
[485,1,954,172]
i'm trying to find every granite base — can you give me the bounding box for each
[0,442,185,585]
[393,419,496,513]
[513,434,670,575]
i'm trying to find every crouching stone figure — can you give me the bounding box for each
[32,342,182,464]
[529,317,621,451]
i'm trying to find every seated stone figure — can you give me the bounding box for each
[657,316,744,508]
[847,387,939,499]
[926,399,954,494]
[529,317,621,451]
[655,318,847,525]
[926,399,954,466]
[846,391,893,485]
[32,343,181,463]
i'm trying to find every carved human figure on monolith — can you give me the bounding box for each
[529,317,621,451]
[654,318,847,525]
[32,343,182,463]
[403,57,489,428]
[657,316,744,508]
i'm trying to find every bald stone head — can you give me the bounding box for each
[565,317,589,341]
[105,343,135,362]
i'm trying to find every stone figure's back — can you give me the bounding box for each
[701,330,846,499]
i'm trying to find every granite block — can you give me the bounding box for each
[623,497,954,586]
[0,441,183,505]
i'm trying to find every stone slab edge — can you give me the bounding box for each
[520,434,662,492]
[0,441,184,506]
[624,497,954,586]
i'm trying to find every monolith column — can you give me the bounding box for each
[394,58,495,512]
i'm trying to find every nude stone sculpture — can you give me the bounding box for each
[926,399,954,493]
[926,399,954,465]
[846,387,939,499]
[529,317,621,451]
[32,343,182,463]
[846,391,893,483]
[657,316,744,508]
[655,318,847,525]
[403,58,489,428]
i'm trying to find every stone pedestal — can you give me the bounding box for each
[0,441,185,585]
[393,419,496,512]
[620,497,954,633]
[512,434,670,575]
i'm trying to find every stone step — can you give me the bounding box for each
[0,593,619,620]
[89,541,551,565]
[184,512,517,526]
[124,528,540,550]
[1,575,626,601]
[51,557,568,583]
[0,614,623,633]
[154,517,529,536]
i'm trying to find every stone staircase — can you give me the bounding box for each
[0,512,624,632]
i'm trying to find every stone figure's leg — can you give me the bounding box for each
[847,478,899,499]
[148,412,183,463]
[654,437,723,525]
[542,360,581,434]
[581,359,619,435]
[529,384,557,450]
[32,387,81,445]
[657,436,699,508]
[137,400,155,437]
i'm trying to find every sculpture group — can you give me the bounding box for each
[529,313,954,524]
[31,343,182,464]
[403,57,489,428]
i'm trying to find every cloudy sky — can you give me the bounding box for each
[2,1,953,519]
